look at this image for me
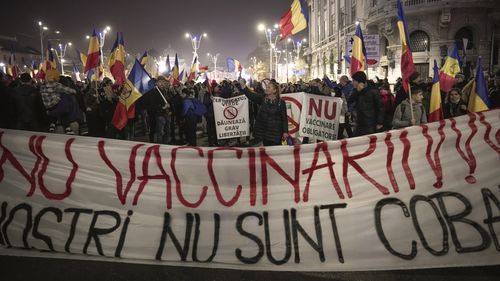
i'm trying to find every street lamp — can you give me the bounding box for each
[185,32,207,69]
[51,42,72,74]
[207,52,219,80]
[37,21,51,58]
[257,23,281,79]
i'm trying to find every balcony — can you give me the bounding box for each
[367,0,495,26]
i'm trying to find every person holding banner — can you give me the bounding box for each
[238,79,288,146]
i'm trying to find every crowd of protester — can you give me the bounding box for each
[1,67,499,147]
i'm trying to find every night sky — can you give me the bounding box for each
[4,0,298,66]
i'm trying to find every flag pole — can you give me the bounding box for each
[155,86,169,105]
[407,82,415,123]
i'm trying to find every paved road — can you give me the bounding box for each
[1,256,499,281]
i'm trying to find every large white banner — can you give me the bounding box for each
[213,95,249,140]
[299,95,342,141]
[0,110,499,271]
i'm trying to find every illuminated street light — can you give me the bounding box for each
[207,52,220,80]
[258,23,281,79]
[52,41,72,74]
[185,32,207,69]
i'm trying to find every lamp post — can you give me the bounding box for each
[37,21,59,58]
[258,23,281,79]
[99,26,111,67]
[51,42,72,75]
[274,49,283,82]
[250,56,257,79]
[207,52,219,80]
[185,32,207,69]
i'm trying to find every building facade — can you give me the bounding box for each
[0,35,41,74]
[306,0,500,82]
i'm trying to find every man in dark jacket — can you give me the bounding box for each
[0,72,17,129]
[349,71,384,136]
[142,76,172,144]
[13,73,46,131]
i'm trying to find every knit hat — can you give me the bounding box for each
[351,71,367,84]
[20,73,32,83]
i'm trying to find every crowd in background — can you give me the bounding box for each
[1,68,499,147]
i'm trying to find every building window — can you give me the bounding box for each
[410,30,430,52]
[454,27,474,51]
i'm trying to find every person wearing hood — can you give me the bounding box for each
[392,86,427,129]
[348,71,384,136]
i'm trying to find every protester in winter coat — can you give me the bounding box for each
[348,71,384,136]
[83,81,105,137]
[392,87,427,129]
[444,88,468,118]
[0,72,16,129]
[333,87,350,139]
[238,79,288,146]
[180,88,199,146]
[204,81,217,147]
[12,73,46,131]
[142,76,172,144]
[379,83,396,131]
[40,69,77,134]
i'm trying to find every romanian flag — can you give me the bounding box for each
[112,59,154,130]
[109,32,126,85]
[35,59,45,80]
[76,49,87,68]
[29,60,37,78]
[84,29,101,73]
[179,69,185,82]
[139,51,149,67]
[198,65,208,72]
[279,0,309,40]
[397,0,416,93]
[428,60,443,122]
[73,63,82,82]
[172,53,180,80]
[165,54,171,74]
[467,57,491,112]
[439,45,461,93]
[45,44,57,70]
[349,24,367,76]
[227,58,242,73]
[7,47,19,78]
[188,56,198,81]
[78,50,102,81]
